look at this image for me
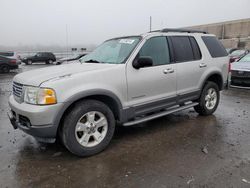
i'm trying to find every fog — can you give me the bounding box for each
[0,0,249,49]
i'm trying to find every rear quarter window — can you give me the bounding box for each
[202,36,228,58]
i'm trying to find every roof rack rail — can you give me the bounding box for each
[161,28,207,34]
[150,28,207,34]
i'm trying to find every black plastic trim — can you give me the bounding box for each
[124,90,201,121]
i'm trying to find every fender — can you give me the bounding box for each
[52,89,124,129]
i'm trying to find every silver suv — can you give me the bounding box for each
[8,29,229,157]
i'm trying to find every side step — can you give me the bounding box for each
[123,102,199,126]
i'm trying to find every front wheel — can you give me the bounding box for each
[194,81,220,116]
[61,100,115,157]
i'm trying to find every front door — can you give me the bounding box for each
[126,36,177,115]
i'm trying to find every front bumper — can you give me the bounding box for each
[8,95,64,142]
[229,77,250,89]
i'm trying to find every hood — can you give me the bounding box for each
[14,62,118,86]
[232,62,250,71]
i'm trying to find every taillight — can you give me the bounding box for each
[9,59,16,64]
[229,57,235,63]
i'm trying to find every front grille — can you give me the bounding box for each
[13,82,23,99]
[231,76,250,87]
[231,70,250,77]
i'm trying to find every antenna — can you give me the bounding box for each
[66,24,69,57]
[149,16,152,32]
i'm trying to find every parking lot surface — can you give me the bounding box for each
[0,64,250,187]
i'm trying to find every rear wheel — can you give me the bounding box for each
[194,81,220,116]
[46,59,53,64]
[61,100,115,157]
[0,65,10,73]
[27,60,32,65]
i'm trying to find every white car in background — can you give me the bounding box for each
[0,51,21,65]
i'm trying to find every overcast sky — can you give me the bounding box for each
[0,0,249,47]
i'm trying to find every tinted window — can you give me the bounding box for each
[170,36,194,62]
[190,37,202,60]
[202,36,228,58]
[139,37,170,66]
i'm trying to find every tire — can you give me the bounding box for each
[27,60,32,65]
[61,100,115,157]
[0,65,10,73]
[46,59,53,64]
[194,81,220,116]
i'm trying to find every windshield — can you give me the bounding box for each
[230,50,245,56]
[239,54,250,62]
[80,37,141,64]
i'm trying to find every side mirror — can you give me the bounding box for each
[133,56,153,69]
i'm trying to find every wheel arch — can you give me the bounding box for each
[201,72,224,91]
[54,90,124,136]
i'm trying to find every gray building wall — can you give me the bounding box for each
[186,18,250,49]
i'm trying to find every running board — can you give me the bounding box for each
[123,102,199,126]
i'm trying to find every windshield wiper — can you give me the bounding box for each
[84,59,102,63]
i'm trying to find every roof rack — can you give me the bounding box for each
[150,28,207,34]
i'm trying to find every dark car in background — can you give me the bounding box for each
[230,53,250,88]
[22,52,56,65]
[0,55,19,73]
[56,53,88,65]
[229,49,249,63]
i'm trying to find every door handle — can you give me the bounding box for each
[163,68,174,74]
[199,63,207,68]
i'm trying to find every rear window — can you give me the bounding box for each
[202,36,228,58]
[170,36,201,62]
[0,52,14,57]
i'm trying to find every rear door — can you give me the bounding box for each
[168,36,204,102]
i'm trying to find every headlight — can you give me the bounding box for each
[24,86,57,105]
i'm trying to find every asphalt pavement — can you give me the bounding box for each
[0,64,250,187]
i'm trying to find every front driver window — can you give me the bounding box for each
[138,36,170,66]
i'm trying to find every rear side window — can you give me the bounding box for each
[202,36,228,58]
[170,36,196,62]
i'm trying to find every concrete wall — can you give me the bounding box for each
[186,18,250,49]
